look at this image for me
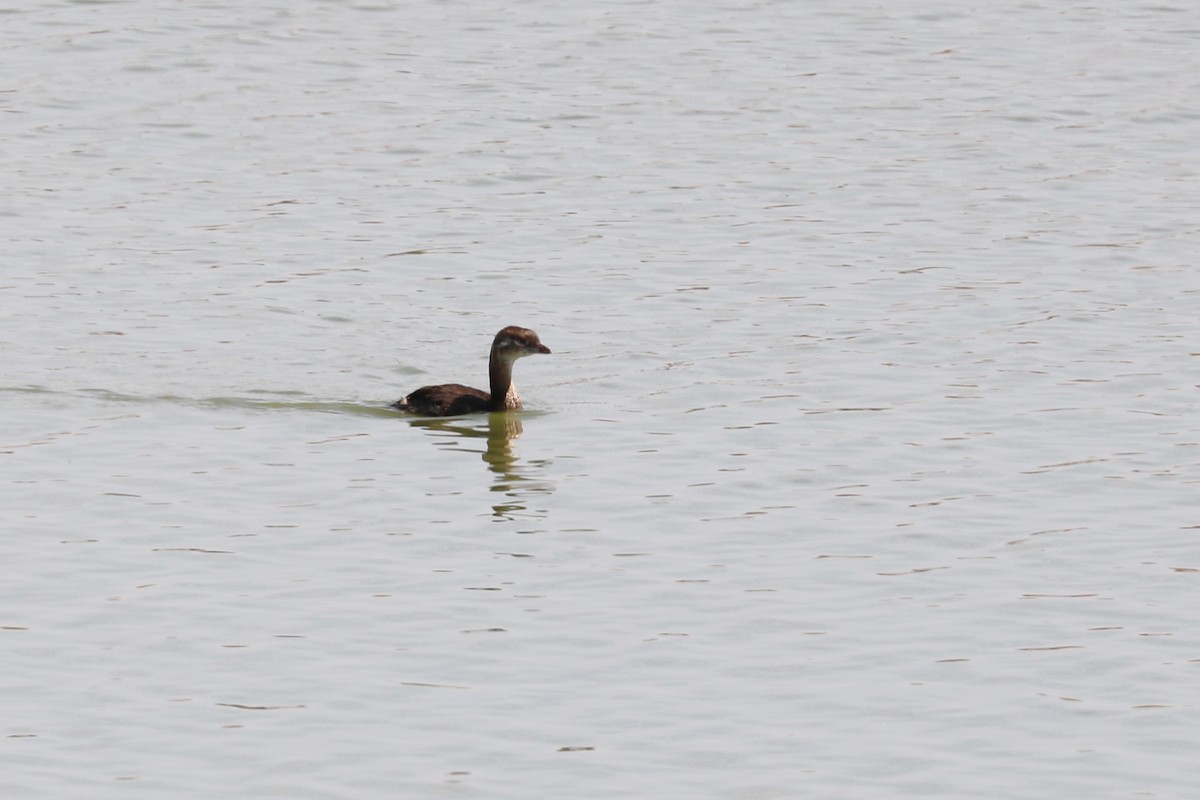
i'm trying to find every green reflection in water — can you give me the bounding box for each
[406,412,554,521]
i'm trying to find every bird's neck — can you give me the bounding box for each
[488,352,520,410]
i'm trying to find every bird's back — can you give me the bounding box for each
[393,383,492,416]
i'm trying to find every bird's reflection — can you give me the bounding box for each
[406,412,553,520]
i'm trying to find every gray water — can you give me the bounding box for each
[3,1,1199,798]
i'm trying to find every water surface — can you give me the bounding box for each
[3,1,1199,798]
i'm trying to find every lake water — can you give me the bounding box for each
[3,1,1199,798]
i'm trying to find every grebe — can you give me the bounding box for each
[392,326,551,416]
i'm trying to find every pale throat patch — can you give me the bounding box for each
[503,383,521,408]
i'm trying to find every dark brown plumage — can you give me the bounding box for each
[392,326,551,416]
